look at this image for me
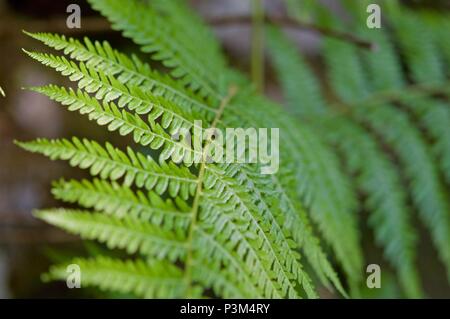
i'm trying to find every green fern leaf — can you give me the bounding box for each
[16,138,197,199]
[43,257,189,298]
[51,179,191,230]
[36,209,187,261]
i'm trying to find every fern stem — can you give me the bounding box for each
[251,0,265,93]
[184,86,238,297]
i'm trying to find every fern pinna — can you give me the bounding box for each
[16,0,449,298]
[267,0,450,298]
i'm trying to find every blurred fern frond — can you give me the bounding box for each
[268,0,450,298]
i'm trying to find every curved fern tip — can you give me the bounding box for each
[14,140,26,148]
[22,30,33,37]
[32,209,48,219]
[21,48,32,56]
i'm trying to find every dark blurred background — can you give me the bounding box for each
[0,0,449,298]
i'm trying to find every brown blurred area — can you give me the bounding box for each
[0,0,449,298]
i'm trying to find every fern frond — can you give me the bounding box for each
[225,94,363,289]
[16,138,197,199]
[320,10,370,104]
[220,90,354,296]
[270,169,348,296]
[51,179,191,230]
[228,162,346,295]
[360,4,450,186]
[36,209,187,261]
[397,96,450,185]
[191,227,266,298]
[299,125,362,288]
[82,2,350,298]
[24,16,350,298]
[22,0,450,299]
[150,0,226,73]
[21,44,328,299]
[340,0,450,279]
[321,116,422,298]
[357,1,450,185]
[29,85,200,164]
[198,70,363,291]
[191,260,253,299]
[266,26,326,116]
[23,50,201,135]
[421,11,450,70]
[87,0,228,98]
[355,104,450,278]
[23,31,217,121]
[43,257,189,298]
[269,0,450,296]
[385,2,445,84]
[201,164,317,299]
